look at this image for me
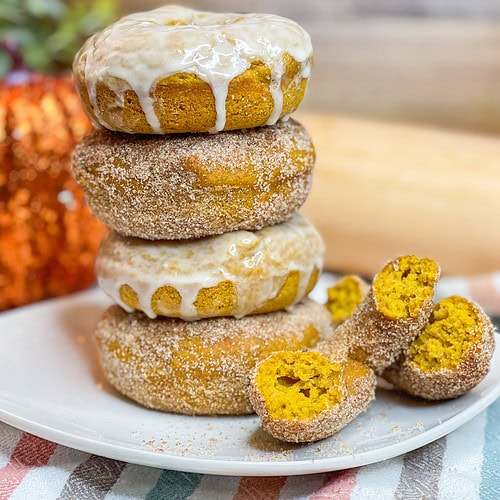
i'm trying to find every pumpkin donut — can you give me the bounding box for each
[72,119,315,240]
[383,296,496,400]
[73,5,313,134]
[95,213,324,320]
[94,300,332,415]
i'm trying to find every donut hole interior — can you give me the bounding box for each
[326,275,367,324]
[255,351,343,420]
[373,255,440,320]
[408,296,481,372]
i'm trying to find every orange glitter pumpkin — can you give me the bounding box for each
[0,75,107,311]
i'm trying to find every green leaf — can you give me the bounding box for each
[0,6,24,27]
[23,40,54,72]
[23,0,66,19]
[0,0,119,73]
[0,51,13,78]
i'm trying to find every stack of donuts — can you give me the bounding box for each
[72,5,331,415]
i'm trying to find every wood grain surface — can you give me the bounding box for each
[298,112,500,276]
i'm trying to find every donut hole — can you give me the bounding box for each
[326,275,368,325]
[408,296,481,372]
[373,255,440,320]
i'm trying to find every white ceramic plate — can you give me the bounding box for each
[0,287,499,476]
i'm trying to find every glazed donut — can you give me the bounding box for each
[95,213,324,321]
[95,300,333,415]
[249,350,376,443]
[383,296,495,400]
[319,255,441,374]
[72,119,315,240]
[73,5,313,134]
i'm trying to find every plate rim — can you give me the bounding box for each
[0,287,499,476]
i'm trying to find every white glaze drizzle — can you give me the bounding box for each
[95,213,324,320]
[73,5,313,133]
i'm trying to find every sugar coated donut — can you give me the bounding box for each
[95,213,324,320]
[383,296,495,400]
[95,300,332,415]
[319,255,441,374]
[73,5,313,134]
[72,119,315,240]
[249,351,376,442]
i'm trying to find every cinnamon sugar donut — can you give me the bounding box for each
[95,213,324,320]
[72,119,315,240]
[249,351,376,442]
[73,5,313,134]
[383,296,495,400]
[95,300,332,415]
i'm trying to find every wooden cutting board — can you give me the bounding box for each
[298,113,500,276]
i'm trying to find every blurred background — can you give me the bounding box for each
[121,0,500,135]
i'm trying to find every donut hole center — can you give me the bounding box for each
[276,375,327,399]
[277,375,300,387]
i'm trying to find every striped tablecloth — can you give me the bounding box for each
[0,399,498,499]
[0,273,499,500]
